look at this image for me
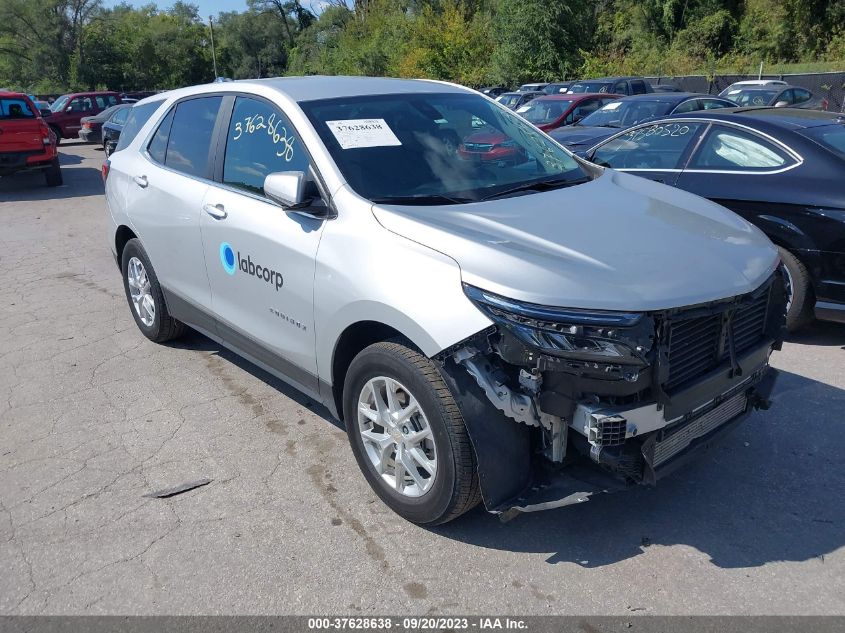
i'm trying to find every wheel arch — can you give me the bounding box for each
[115,225,138,264]
[329,320,417,421]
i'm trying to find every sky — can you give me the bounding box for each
[107,1,337,19]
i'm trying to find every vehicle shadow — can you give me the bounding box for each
[786,320,845,348]
[168,329,342,430]
[0,165,103,201]
[433,367,845,568]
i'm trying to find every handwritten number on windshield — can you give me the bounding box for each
[624,123,691,143]
[231,112,295,162]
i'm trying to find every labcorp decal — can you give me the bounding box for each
[219,242,284,291]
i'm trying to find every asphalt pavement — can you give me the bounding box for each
[1,142,843,615]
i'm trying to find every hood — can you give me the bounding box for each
[371,170,778,311]
[550,126,616,148]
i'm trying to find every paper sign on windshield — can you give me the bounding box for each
[326,119,402,149]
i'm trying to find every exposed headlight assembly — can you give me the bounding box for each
[463,284,654,365]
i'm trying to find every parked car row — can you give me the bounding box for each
[482,76,831,120]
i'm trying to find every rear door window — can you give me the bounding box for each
[150,96,222,178]
[222,96,309,196]
[689,126,794,171]
[613,81,630,95]
[630,80,647,95]
[792,88,812,104]
[590,122,705,170]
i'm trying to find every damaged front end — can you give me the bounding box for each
[436,270,787,518]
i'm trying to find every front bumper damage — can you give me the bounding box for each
[436,271,787,518]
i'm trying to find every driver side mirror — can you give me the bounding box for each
[774,100,789,107]
[264,171,327,216]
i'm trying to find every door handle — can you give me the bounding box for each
[203,203,227,220]
[133,175,148,188]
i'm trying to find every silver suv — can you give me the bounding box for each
[104,77,786,525]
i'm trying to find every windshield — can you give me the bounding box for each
[50,95,70,112]
[568,82,613,94]
[578,99,672,128]
[301,92,587,204]
[516,99,573,124]
[724,89,779,106]
[799,124,845,160]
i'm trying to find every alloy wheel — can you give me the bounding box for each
[357,376,437,497]
[127,256,155,327]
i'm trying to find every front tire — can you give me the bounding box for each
[343,341,481,525]
[121,239,186,343]
[778,246,813,331]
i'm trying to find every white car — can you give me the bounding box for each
[103,77,786,524]
[718,79,788,97]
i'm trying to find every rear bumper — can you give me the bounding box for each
[0,150,55,176]
[79,129,101,143]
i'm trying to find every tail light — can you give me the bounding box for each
[101,160,110,183]
[39,122,52,145]
[83,122,92,129]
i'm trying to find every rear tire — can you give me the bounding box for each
[778,246,813,332]
[121,238,186,343]
[44,159,62,187]
[343,341,481,525]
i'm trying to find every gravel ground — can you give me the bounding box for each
[1,142,843,615]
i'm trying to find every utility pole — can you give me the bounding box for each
[758,61,763,80]
[209,15,218,79]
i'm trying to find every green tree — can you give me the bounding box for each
[491,0,592,84]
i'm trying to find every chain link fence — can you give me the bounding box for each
[646,72,845,112]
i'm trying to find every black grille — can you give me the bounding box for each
[664,287,771,392]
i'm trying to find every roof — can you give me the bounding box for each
[573,76,646,83]
[532,92,617,101]
[235,76,469,102]
[139,76,473,106]
[667,107,844,130]
[615,92,718,103]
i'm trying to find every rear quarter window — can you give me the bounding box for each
[114,99,166,153]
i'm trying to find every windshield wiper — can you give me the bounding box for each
[371,194,475,206]
[478,176,591,201]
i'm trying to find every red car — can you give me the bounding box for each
[43,91,121,143]
[458,93,621,163]
[0,91,62,186]
[516,93,622,131]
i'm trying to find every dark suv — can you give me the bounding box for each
[568,76,654,96]
[44,91,121,142]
